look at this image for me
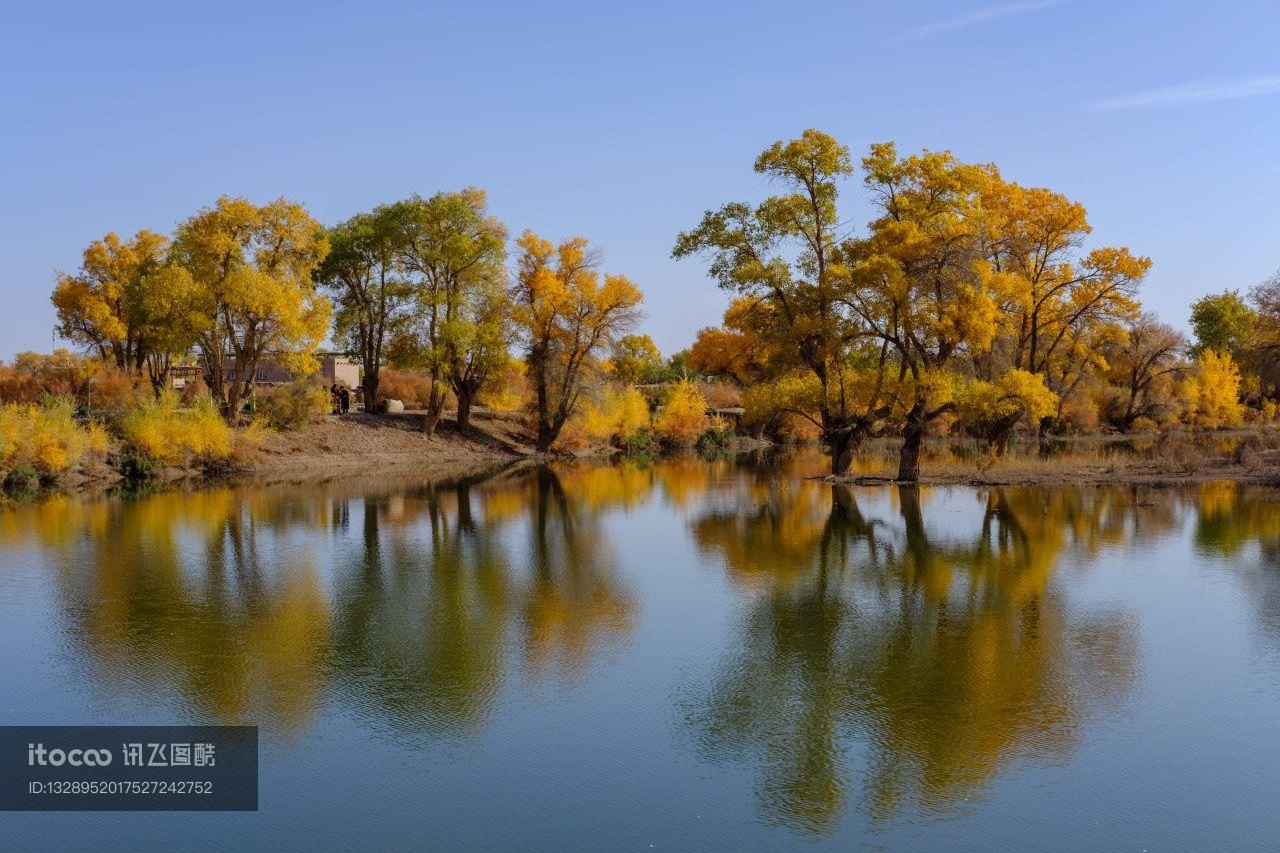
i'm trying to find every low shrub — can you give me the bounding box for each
[695,422,736,455]
[87,368,149,421]
[0,364,40,405]
[621,427,659,457]
[0,350,97,404]
[0,353,152,423]
[695,379,741,410]
[1129,416,1159,434]
[574,386,651,446]
[256,381,332,430]
[118,392,232,469]
[1057,394,1100,435]
[0,398,104,484]
[377,368,439,410]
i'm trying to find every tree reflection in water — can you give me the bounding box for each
[25,466,636,739]
[683,481,1147,834]
[1191,482,1280,653]
[36,487,331,732]
[329,467,635,737]
[9,459,1280,836]
[328,477,515,737]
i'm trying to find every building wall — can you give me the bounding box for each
[216,354,361,388]
[321,356,360,388]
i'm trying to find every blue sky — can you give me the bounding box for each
[2,0,1278,359]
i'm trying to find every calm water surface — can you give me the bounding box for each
[2,452,1280,850]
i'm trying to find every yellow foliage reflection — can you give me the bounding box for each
[683,481,1149,833]
[9,468,638,739]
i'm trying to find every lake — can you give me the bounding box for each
[2,451,1280,850]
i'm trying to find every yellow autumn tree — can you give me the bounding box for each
[845,143,1005,480]
[512,231,644,451]
[655,381,708,445]
[675,130,895,474]
[394,189,509,435]
[51,230,168,373]
[51,231,208,395]
[171,197,331,421]
[608,334,663,385]
[955,369,1059,453]
[1182,349,1244,429]
[978,180,1150,436]
[686,298,788,385]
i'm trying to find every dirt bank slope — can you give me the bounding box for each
[244,410,530,484]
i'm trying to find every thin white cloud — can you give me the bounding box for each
[1090,76,1280,111]
[909,0,1064,37]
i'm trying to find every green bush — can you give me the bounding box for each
[621,427,659,457]
[695,425,736,456]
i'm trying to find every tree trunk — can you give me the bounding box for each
[422,405,443,435]
[535,410,567,453]
[223,383,243,425]
[829,430,856,475]
[987,412,1023,456]
[828,425,869,476]
[456,391,473,436]
[362,366,379,414]
[897,405,926,483]
[421,377,447,434]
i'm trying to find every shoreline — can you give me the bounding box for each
[823,431,1280,488]
[827,469,1280,488]
[10,420,1280,502]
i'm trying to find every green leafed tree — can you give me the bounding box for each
[395,188,508,435]
[1190,290,1254,357]
[315,204,415,407]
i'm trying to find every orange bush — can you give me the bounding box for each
[87,367,149,421]
[0,350,101,404]
[376,368,446,410]
[0,364,40,404]
[1058,394,1099,434]
[696,379,741,410]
